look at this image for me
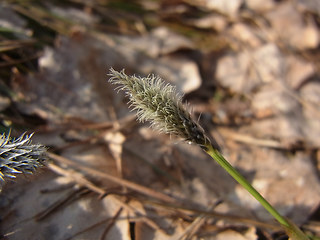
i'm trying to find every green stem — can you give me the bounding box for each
[205,144,309,240]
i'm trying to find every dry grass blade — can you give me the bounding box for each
[0,39,37,52]
[34,187,90,221]
[48,152,176,204]
[177,203,219,240]
[49,155,168,236]
[142,199,281,231]
[34,114,136,134]
[49,160,164,232]
[114,199,165,234]
[49,116,136,153]
[99,207,123,240]
[0,52,41,67]
[218,127,284,149]
[48,163,105,195]
[10,3,73,35]
[178,213,208,240]
[62,217,113,240]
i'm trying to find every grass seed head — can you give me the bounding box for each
[0,132,46,183]
[108,68,210,149]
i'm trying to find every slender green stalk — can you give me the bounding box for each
[283,219,311,240]
[205,144,289,227]
[205,144,309,240]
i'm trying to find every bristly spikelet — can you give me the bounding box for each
[108,68,210,149]
[0,132,46,183]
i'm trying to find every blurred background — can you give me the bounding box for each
[0,0,320,239]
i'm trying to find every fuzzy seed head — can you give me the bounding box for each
[108,68,210,148]
[0,132,46,183]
